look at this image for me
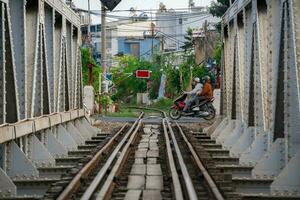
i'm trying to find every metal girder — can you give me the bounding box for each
[252,139,285,178]
[3,2,18,123]
[0,167,16,197]
[9,0,26,120]
[223,0,252,24]
[44,129,68,158]
[26,135,55,167]
[215,0,300,195]
[5,141,39,179]
[271,149,300,196]
[56,125,77,151]
[0,0,82,124]
[0,3,4,124]
[66,122,85,145]
[0,109,100,197]
[44,0,80,27]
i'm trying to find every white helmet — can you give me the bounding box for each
[203,75,210,82]
[193,77,200,83]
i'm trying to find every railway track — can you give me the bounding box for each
[48,109,228,200]
[3,109,297,199]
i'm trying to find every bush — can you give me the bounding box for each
[151,98,173,110]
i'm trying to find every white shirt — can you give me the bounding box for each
[187,83,203,96]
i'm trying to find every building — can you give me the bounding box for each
[193,22,219,64]
[116,21,160,60]
[81,17,161,67]
[156,4,220,52]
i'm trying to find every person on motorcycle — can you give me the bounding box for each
[183,77,203,112]
[198,75,213,102]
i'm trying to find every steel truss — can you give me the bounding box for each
[0,0,82,124]
[0,0,85,197]
[210,0,300,197]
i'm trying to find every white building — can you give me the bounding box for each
[89,18,156,67]
[156,6,220,52]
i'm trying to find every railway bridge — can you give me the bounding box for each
[0,0,299,199]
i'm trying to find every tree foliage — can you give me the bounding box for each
[181,28,195,51]
[209,0,230,17]
[209,0,230,32]
[111,56,153,102]
[81,48,101,92]
[214,42,222,65]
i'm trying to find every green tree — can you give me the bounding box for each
[209,0,230,17]
[81,48,101,93]
[214,42,222,65]
[209,0,230,32]
[181,28,195,51]
[111,56,152,103]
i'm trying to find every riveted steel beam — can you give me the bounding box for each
[0,0,82,123]
[215,0,300,196]
[223,0,252,24]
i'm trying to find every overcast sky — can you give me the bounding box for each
[74,0,214,23]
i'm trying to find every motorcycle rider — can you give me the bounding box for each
[183,77,203,112]
[198,75,213,103]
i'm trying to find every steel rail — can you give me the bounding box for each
[162,119,184,200]
[56,123,129,200]
[166,119,198,200]
[175,122,225,200]
[91,119,143,200]
[57,113,143,199]
[126,106,167,118]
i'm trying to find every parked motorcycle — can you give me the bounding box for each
[169,94,216,120]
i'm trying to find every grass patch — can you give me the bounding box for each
[104,108,140,118]
[102,98,173,118]
[150,98,173,111]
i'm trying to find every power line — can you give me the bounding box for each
[106,7,208,12]
[108,15,211,29]
[86,14,211,30]
[76,8,212,20]
[105,14,210,22]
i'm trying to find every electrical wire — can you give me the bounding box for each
[76,8,212,21]
[113,15,211,29]
[105,7,209,12]
[84,14,211,30]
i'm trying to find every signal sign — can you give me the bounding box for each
[136,70,151,79]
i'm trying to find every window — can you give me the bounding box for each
[179,18,183,25]
[96,25,101,32]
[90,26,96,32]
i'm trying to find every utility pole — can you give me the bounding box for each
[87,0,93,85]
[204,20,208,63]
[150,9,154,57]
[101,3,107,93]
[151,22,155,56]
[161,36,164,52]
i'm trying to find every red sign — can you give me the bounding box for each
[135,70,151,79]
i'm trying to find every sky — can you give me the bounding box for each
[74,0,214,24]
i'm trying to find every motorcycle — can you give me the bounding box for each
[169,94,216,120]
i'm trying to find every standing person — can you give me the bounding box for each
[183,77,203,112]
